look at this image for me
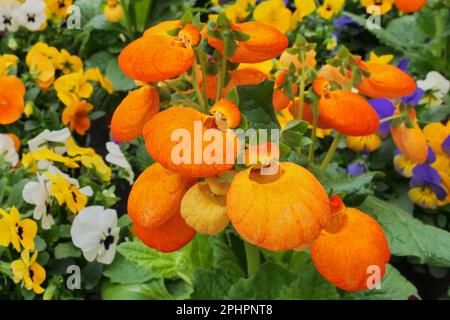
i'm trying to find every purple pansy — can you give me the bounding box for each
[402,88,424,107]
[426,146,436,164]
[347,162,366,177]
[410,164,447,200]
[333,16,356,28]
[442,135,450,157]
[397,58,409,73]
[369,99,396,138]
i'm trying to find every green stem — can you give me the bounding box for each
[244,241,260,278]
[308,97,319,163]
[197,49,209,110]
[216,38,229,101]
[319,132,343,172]
[120,0,135,40]
[379,114,403,124]
[297,52,306,121]
[191,59,207,113]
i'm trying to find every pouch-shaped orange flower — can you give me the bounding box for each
[143,107,239,178]
[207,21,288,63]
[203,67,268,100]
[273,70,298,112]
[395,0,427,13]
[111,85,160,142]
[317,90,379,136]
[391,111,428,164]
[227,162,331,251]
[133,210,196,253]
[0,76,26,125]
[127,163,193,228]
[310,196,390,291]
[356,60,417,99]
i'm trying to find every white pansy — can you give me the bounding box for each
[71,206,120,265]
[17,0,47,31]
[0,134,19,166]
[417,71,450,107]
[105,142,134,184]
[22,173,54,230]
[28,128,71,154]
[0,0,20,32]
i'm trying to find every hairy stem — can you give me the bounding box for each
[244,241,260,278]
[319,132,343,172]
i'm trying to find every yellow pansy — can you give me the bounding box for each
[254,0,292,33]
[290,0,317,30]
[239,60,274,76]
[423,122,450,156]
[223,0,255,23]
[0,207,37,252]
[84,68,114,94]
[409,187,442,210]
[54,71,94,105]
[56,49,83,74]
[26,42,60,68]
[317,0,345,19]
[104,0,124,23]
[315,128,333,139]
[368,51,394,64]
[360,0,395,15]
[45,171,88,214]
[12,250,46,294]
[347,134,382,153]
[45,0,73,22]
[23,148,80,169]
[394,153,417,178]
[0,54,18,77]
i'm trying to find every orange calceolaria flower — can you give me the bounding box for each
[227,162,331,251]
[203,67,268,100]
[133,210,196,253]
[119,21,199,83]
[111,85,160,142]
[310,196,390,291]
[127,163,194,229]
[356,60,417,99]
[395,0,427,13]
[62,100,93,135]
[391,110,428,164]
[207,21,288,63]
[143,107,239,178]
[0,76,26,125]
[289,100,331,129]
[312,77,380,136]
[209,99,241,129]
[273,70,298,112]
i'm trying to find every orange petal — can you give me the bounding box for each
[143,20,181,37]
[356,61,417,99]
[143,107,239,178]
[227,162,331,251]
[208,22,288,63]
[273,70,298,112]
[210,99,241,129]
[133,210,196,253]
[318,90,379,136]
[310,207,390,291]
[395,0,428,13]
[118,35,195,83]
[127,162,194,228]
[111,85,160,142]
[391,121,428,164]
[312,77,330,97]
[0,76,25,125]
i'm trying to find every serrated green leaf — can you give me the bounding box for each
[191,269,234,300]
[103,254,154,285]
[102,279,173,300]
[54,242,81,259]
[330,172,383,206]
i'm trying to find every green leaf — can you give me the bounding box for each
[225,87,239,106]
[191,269,234,300]
[344,265,418,300]
[237,81,280,131]
[189,235,214,270]
[103,254,155,285]
[226,262,295,299]
[330,172,383,206]
[54,243,81,259]
[102,279,173,300]
[359,196,450,267]
[105,57,136,92]
[117,240,186,279]
[6,179,29,209]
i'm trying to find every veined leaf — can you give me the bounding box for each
[102,279,173,300]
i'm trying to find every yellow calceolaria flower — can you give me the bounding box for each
[12,250,46,294]
[347,134,382,153]
[0,207,37,252]
[317,0,345,20]
[361,0,395,15]
[22,148,80,169]
[24,102,34,117]
[45,0,73,22]
[104,0,124,23]
[84,68,114,94]
[0,54,18,77]
[45,171,89,214]
[290,0,317,30]
[67,138,112,181]
[326,35,338,51]
[368,51,394,64]
[254,0,292,33]
[56,49,84,74]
